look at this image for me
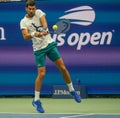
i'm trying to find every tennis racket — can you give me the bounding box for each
[51,19,71,34]
[34,19,71,35]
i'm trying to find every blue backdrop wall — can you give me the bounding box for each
[0,0,120,95]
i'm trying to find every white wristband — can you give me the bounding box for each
[42,27,48,31]
[31,31,35,37]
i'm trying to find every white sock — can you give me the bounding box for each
[67,82,75,92]
[34,91,40,101]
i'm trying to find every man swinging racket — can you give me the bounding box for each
[20,0,81,113]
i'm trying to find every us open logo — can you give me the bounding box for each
[53,6,114,50]
[59,6,95,26]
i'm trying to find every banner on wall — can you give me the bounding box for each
[0,1,120,68]
[0,0,120,95]
[52,5,113,51]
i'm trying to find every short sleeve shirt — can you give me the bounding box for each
[20,9,54,51]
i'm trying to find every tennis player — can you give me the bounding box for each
[20,0,81,113]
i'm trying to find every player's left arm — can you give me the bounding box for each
[40,15,49,35]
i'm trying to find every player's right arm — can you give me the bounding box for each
[21,28,43,40]
[20,19,32,40]
[21,29,32,40]
[20,19,43,40]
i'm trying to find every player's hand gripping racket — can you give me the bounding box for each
[32,19,70,36]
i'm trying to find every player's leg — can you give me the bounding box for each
[54,58,81,103]
[54,58,72,83]
[47,47,81,103]
[35,67,46,99]
[54,58,74,91]
[32,51,46,113]
[32,67,46,113]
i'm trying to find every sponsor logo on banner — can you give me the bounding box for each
[52,85,88,98]
[59,6,95,26]
[52,85,81,98]
[52,6,114,50]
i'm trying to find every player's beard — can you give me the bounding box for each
[28,12,35,18]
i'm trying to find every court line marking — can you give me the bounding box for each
[60,113,94,118]
[0,112,84,114]
[0,112,120,118]
[0,112,120,115]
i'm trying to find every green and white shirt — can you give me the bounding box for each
[20,9,54,51]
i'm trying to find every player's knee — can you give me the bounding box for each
[41,71,46,77]
[60,65,67,73]
[38,70,46,78]
[38,67,46,77]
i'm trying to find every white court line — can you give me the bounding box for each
[0,112,120,116]
[60,113,94,118]
[0,112,91,115]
